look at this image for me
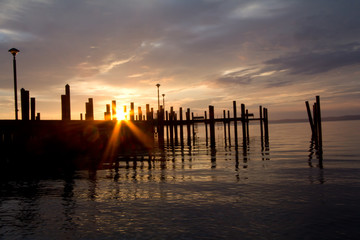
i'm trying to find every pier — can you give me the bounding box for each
[0,84,270,170]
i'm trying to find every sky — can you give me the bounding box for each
[0,0,359,120]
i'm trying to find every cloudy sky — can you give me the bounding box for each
[1,0,359,120]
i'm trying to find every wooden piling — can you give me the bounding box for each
[233,101,238,146]
[31,97,35,121]
[112,100,116,120]
[246,109,250,141]
[316,96,322,147]
[21,88,29,121]
[166,110,169,144]
[138,107,142,121]
[130,102,135,121]
[264,108,269,141]
[204,111,208,145]
[223,110,227,145]
[179,107,184,145]
[191,112,195,140]
[169,107,174,145]
[305,101,315,137]
[85,98,94,120]
[186,108,191,145]
[241,104,246,143]
[209,105,215,148]
[259,106,263,140]
[227,110,231,146]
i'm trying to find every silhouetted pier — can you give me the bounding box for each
[0,84,270,170]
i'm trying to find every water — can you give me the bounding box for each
[1,121,360,239]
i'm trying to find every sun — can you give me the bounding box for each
[116,110,127,121]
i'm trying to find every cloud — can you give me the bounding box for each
[265,42,360,75]
[0,28,38,42]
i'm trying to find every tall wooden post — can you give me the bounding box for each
[21,88,29,120]
[130,102,134,121]
[138,107,142,121]
[316,96,322,148]
[85,98,94,120]
[305,101,315,137]
[223,110,227,146]
[31,97,35,120]
[112,100,116,120]
[61,84,71,120]
[259,106,263,140]
[192,112,196,140]
[246,109,250,141]
[241,104,247,143]
[179,107,184,146]
[233,101,238,146]
[186,108,191,145]
[166,110,169,144]
[169,107,174,145]
[204,111,208,146]
[209,105,215,148]
[227,110,231,146]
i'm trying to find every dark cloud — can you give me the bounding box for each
[216,69,255,85]
[265,42,360,75]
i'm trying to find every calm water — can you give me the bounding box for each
[1,121,360,239]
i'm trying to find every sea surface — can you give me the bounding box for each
[1,120,360,239]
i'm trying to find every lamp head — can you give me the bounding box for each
[8,48,20,57]
[156,83,160,88]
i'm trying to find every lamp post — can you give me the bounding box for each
[156,83,160,111]
[162,94,165,110]
[9,48,20,120]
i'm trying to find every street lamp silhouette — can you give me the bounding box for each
[162,94,165,110]
[9,48,20,120]
[156,83,160,111]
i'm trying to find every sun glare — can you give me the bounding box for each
[116,110,127,121]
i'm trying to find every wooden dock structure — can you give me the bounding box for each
[0,84,270,170]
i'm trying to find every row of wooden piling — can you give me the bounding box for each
[155,101,269,148]
[20,88,40,120]
[21,84,270,148]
